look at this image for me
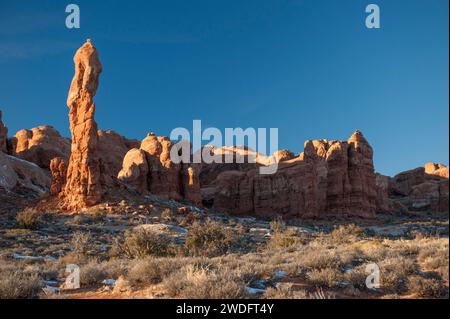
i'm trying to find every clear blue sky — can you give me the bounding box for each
[0,0,448,176]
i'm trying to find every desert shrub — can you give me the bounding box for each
[91,210,108,224]
[100,259,129,279]
[343,265,369,290]
[379,256,418,292]
[329,224,364,244]
[0,267,41,299]
[16,208,43,229]
[270,217,286,234]
[80,261,108,286]
[422,255,449,271]
[184,220,235,257]
[268,228,302,249]
[309,287,336,299]
[71,231,94,256]
[112,229,174,259]
[307,268,343,288]
[71,215,87,225]
[438,265,449,283]
[297,248,342,270]
[263,286,309,299]
[406,276,447,298]
[161,208,174,222]
[127,257,184,285]
[163,264,247,299]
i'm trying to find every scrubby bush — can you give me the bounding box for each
[378,256,418,292]
[163,264,247,299]
[329,224,364,244]
[161,208,174,222]
[263,286,308,299]
[127,257,184,285]
[307,268,343,288]
[268,228,302,249]
[16,209,43,229]
[270,218,286,234]
[184,220,235,257]
[0,266,41,298]
[71,231,94,256]
[112,229,174,259]
[407,276,447,298]
[80,261,108,286]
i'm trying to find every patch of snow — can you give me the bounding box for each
[245,286,266,295]
[13,253,56,262]
[274,270,288,278]
[102,279,116,286]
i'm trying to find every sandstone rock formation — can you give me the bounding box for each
[62,40,103,210]
[98,130,140,186]
[202,131,377,218]
[50,157,68,196]
[118,133,202,205]
[424,162,449,179]
[8,126,70,169]
[117,148,148,194]
[387,163,449,212]
[140,134,182,200]
[0,110,8,153]
[182,165,202,204]
[211,158,320,218]
[375,173,393,213]
[0,151,51,196]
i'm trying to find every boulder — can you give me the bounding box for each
[0,151,51,196]
[389,163,449,212]
[117,148,148,194]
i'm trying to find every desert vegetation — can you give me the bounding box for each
[0,201,448,299]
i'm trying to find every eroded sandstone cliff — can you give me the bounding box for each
[202,130,378,219]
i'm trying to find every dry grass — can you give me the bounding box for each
[407,276,447,298]
[184,220,235,257]
[111,228,174,259]
[15,208,43,229]
[126,257,184,285]
[0,261,42,299]
[163,263,248,299]
[0,213,448,299]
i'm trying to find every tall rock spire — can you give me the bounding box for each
[62,40,103,210]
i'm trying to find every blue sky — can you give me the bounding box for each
[0,0,448,176]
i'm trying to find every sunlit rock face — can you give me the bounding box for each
[62,39,103,210]
[203,131,378,219]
